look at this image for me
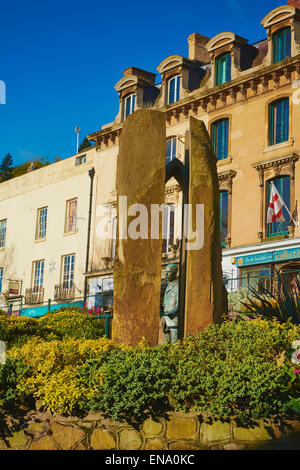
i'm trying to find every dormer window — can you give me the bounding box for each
[123,93,135,120]
[215,52,231,86]
[167,75,180,104]
[273,27,291,63]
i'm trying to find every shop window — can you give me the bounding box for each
[166,138,177,165]
[273,27,291,64]
[266,176,290,237]
[220,191,228,246]
[269,98,289,146]
[239,267,271,294]
[215,52,231,86]
[123,93,135,120]
[212,119,229,160]
[167,75,180,104]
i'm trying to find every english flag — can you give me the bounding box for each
[267,183,286,224]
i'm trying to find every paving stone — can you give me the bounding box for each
[233,425,272,442]
[145,438,167,450]
[119,429,143,450]
[166,416,197,441]
[169,441,203,450]
[142,419,163,437]
[27,421,49,436]
[200,421,231,443]
[30,436,58,450]
[90,428,116,450]
[74,442,87,450]
[8,430,30,449]
[50,422,85,450]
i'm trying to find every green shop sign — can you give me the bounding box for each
[236,246,300,267]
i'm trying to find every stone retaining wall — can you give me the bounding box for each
[0,411,299,450]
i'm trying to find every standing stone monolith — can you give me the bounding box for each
[184,117,227,335]
[112,110,166,346]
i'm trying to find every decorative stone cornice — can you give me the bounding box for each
[88,55,300,148]
[218,169,237,182]
[252,153,299,172]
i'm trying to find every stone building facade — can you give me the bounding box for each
[1,1,300,315]
[86,1,300,299]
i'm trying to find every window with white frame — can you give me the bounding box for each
[123,93,135,120]
[62,254,75,289]
[0,219,7,248]
[0,268,3,294]
[162,204,175,254]
[32,260,44,291]
[36,207,47,240]
[167,75,180,105]
[65,199,77,233]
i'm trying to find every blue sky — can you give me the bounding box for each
[0,0,285,165]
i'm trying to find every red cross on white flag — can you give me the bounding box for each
[267,183,286,224]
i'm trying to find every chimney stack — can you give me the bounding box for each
[188,33,210,63]
[288,0,300,8]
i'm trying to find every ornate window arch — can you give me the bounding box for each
[252,153,298,240]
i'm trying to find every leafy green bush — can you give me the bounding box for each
[0,316,54,348]
[167,320,295,424]
[0,357,31,410]
[38,311,105,340]
[0,310,105,349]
[81,344,174,423]
[1,319,299,424]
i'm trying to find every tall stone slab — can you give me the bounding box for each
[185,117,227,335]
[112,110,166,346]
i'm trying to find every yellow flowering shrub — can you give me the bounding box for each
[8,336,117,414]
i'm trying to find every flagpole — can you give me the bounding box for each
[271,182,299,227]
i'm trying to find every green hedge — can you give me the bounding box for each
[0,318,299,425]
[0,310,105,348]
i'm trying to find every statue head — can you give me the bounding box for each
[165,263,178,282]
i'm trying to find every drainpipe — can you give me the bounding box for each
[84,167,96,304]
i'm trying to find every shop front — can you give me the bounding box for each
[234,245,300,294]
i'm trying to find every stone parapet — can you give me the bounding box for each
[0,411,299,450]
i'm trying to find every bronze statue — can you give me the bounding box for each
[162,264,179,344]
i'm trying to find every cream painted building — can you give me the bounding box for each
[0,149,98,314]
